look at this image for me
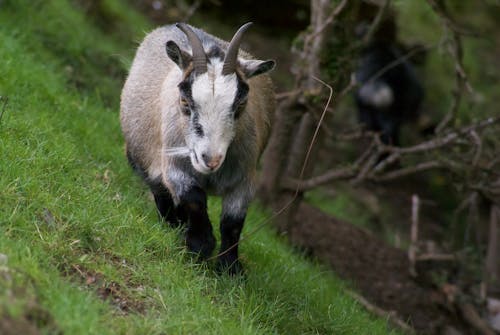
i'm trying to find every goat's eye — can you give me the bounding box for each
[180,98,191,116]
[234,100,247,119]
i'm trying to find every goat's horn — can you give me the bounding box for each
[176,23,207,74]
[222,22,253,76]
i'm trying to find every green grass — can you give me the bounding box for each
[0,1,398,334]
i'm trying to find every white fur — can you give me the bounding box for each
[358,81,394,110]
[187,60,239,174]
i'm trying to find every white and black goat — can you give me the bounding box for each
[120,22,275,274]
[354,31,424,146]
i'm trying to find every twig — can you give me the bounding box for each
[352,150,380,185]
[283,139,378,191]
[409,194,420,277]
[335,72,358,101]
[454,192,478,218]
[372,161,443,182]
[416,253,456,262]
[347,290,415,334]
[485,205,500,287]
[286,116,499,190]
[428,0,474,133]
[367,44,435,85]
[372,152,400,174]
[181,0,201,21]
[335,129,379,141]
[305,0,349,43]
[275,89,302,101]
[468,130,482,167]
[458,302,496,335]
[425,0,478,37]
[390,116,500,155]
[361,0,391,46]
[283,166,355,191]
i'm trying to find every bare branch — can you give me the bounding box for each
[305,0,349,43]
[485,205,500,287]
[459,303,496,335]
[409,194,420,277]
[371,161,443,182]
[361,0,391,46]
[284,116,499,190]
[388,116,500,155]
[275,89,302,101]
[283,166,356,191]
[425,0,478,37]
[427,0,475,132]
[335,128,379,141]
[352,150,380,184]
[347,290,416,334]
[367,44,436,85]
[180,0,202,21]
[469,130,482,167]
[372,152,400,173]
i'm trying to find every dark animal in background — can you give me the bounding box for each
[120,22,275,274]
[354,24,424,146]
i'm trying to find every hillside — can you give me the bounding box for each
[0,1,397,334]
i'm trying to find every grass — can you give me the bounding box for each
[0,1,398,334]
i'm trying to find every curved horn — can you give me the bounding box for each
[222,22,253,76]
[176,23,207,74]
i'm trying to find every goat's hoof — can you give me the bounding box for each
[185,231,215,260]
[216,255,244,276]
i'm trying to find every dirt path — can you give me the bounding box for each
[289,203,467,334]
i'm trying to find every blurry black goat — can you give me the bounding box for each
[354,19,424,146]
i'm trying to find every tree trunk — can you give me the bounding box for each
[258,0,337,230]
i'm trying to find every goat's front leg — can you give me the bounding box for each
[177,186,216,259]
[168,180,215,259]
[217,183,253,274]
[166,168,216,259]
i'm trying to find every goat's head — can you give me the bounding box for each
[165,22,275,174]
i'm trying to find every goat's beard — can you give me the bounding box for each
[164,147,191,157]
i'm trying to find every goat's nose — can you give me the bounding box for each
[202,153,222,169]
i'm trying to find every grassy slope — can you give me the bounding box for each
[0,1,398,334]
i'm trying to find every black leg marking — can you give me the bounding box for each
[217,214,245,275]
[148,180,183,228]
[179,187,215,259]
[153,192,181,228]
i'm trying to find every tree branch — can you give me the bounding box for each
[371,161,443,182]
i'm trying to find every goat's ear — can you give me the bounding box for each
[239,59,275,78]
[166,41,191,70]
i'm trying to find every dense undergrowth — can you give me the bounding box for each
[0,1,398,334]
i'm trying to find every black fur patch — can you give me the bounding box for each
[192,112,204,137]
[232,75,249,118]
[178,73,196,107]
[206,45,225,62]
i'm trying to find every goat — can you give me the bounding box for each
[354,32,424,146]
[120,22,275,274]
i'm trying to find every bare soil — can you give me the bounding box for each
[61,263,146,315]
[289,202,469,334]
